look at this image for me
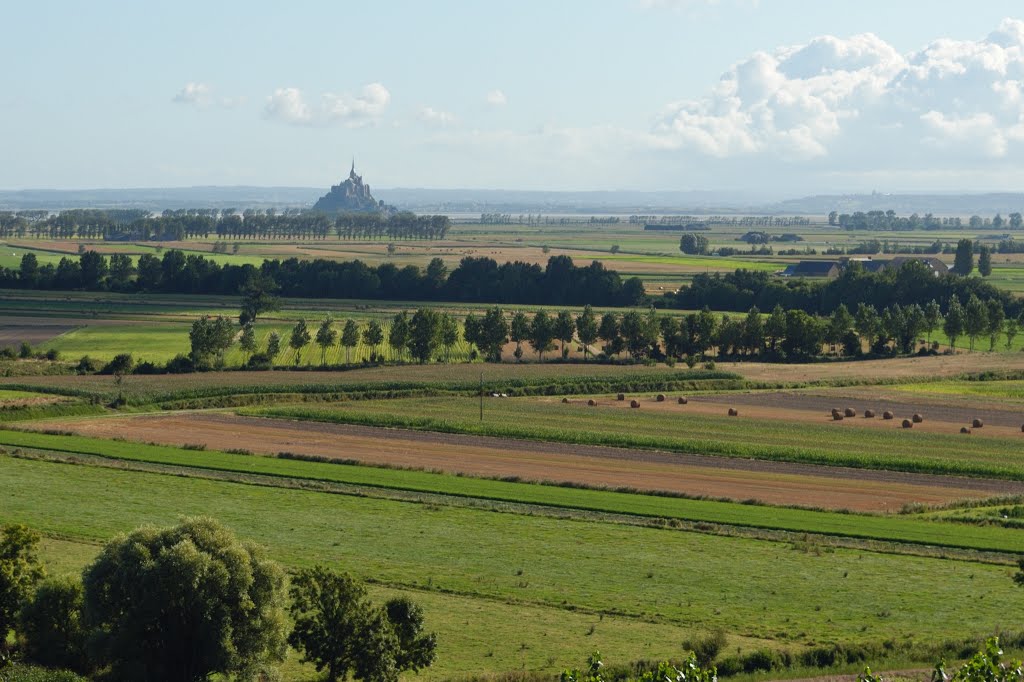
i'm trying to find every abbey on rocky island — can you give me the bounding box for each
[312,161,392,214]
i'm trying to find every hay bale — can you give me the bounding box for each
[830,408,842,417]
[832,413,844,421]
[864,409,875,418]
[630,400,640,409]
[912,413,924,423]
[902,419,913,429]
[844,408,856,418]
[561,397,569,404]
[960,427,971,434]
[656,394,666,402]
[677,397,688,405]
[972,418,984,428]
[617,393,625,401]
[883,411,894,420]
[587,399,597,407]
[728,407,738,416]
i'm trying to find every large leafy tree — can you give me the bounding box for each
[407,308,442,363]
[239,274,280,326]
[953,238,974,276]
[978,245,993,277]
[943,296,966,351]
[289,567,436,682]
[81,518,287,682]
[315,317,338,365]
[341,319,360,364]
[439,313,459,363]
[575,305,599,360]
[18,575,88,673]
[388,312,410,361]
[964,295,989,351]
[510,311,529,362]
[189,315,236,369]
[290,319,312,365]
[529,311,555,362]
[598,312,622,358]
[478,307,509,362]
[362,320,385,360]
[553,310,576,360]
[679,233,709,255]
[0,524,45,659]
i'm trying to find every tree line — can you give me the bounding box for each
[1,251,646,307]
[828,210,1024,231]
[0,519,435,682]
[0,208,451,242]
[668,260,1022,320]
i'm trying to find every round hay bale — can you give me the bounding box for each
[912,413,924,423]
[630,400,640,409]
[677,397,688,405]
[960,427,972,434]
[864,409,875,418]
[902,419,913,429]
[832,413,844,421]
[972,418,984,428]
[728,407,738,416]
[587,399,597,407]
[617,393,625,401]
[656,394,666,402]
[844,408,856,418]
[883,411,894,420]
[831,408,842,417]
[561,397,569,404]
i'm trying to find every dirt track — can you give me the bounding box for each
[35,412,1024,512]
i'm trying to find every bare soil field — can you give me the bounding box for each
[33,412,1024,512]
[584,391,1024,436]
[720,352,1024,383]
[0,322,77,345]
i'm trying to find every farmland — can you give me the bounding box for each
[4,219,1024,680]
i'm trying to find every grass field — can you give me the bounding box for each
[245,396,1024,480]
[3,429,1022,552]
[895,380,1024,402]
[3,454,1022,658]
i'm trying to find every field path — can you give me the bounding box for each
[35,412,1024,512]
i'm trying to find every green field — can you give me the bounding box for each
[895,380,1024,402]
[2,429,1021,553]
[3,454,1022,663]
[245,396,1024,480]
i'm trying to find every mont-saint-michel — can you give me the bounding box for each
[312,161,394,214]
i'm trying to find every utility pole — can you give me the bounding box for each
[479,371,484,422]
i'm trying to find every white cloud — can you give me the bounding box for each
[653,18,1024,169]
[172,82,212,106]
[485,89,508,106]
[418,106,457,127]
[264,83,391,126]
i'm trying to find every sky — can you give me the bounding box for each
[4,0,1024,196]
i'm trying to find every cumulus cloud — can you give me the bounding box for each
[172,82,212,106]
[264,83,391,126]
[653,18,1024,166]
[418,106,457,127]
[485,89,508,106]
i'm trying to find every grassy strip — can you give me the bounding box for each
[1,429,1022,553]
[0,402,106,423]
[246,399,1024,482]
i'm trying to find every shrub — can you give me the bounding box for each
[43,349,60,361]
[74,356,98,374]
[164,354,194,374]
[17,576,88,673]
[99,353,133,376]
[683,629,727,666]
[18,343,32,359]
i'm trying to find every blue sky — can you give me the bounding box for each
[4,0,1024,194]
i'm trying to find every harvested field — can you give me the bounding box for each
[34,412,1024,512]
[0,321,77,345]
[720,352,1024,383]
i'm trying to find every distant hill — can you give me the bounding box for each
[3,186,1023,216]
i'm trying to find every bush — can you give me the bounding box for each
[683,629,727,666]
[0,347,15,360]
[245,352,273,371]
[18,343,32,359]
[0,663,88,681]
[133,361,161,375]
[43,349,60,362]
[99,353,133,376]
[164,354,194,374]
[18,576,88,673]
[74,356,98,374]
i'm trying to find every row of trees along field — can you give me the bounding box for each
[0,520,436,682]
[156,296,1023,376]
[1,251,646,306]
[0,209,451,241]
[828,210,1024,231]
[668,259,1023,319]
